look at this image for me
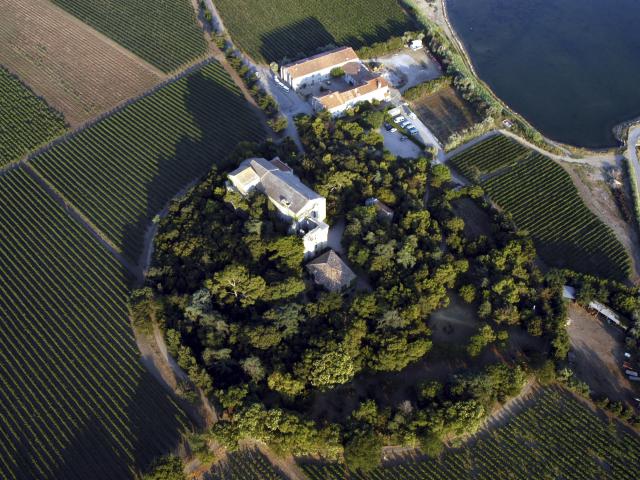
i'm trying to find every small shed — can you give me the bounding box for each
[306,250,356,292]
[589,300,623,327]
[365,197,394,221]
[562,285,576,301]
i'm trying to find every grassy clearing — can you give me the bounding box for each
[411,86,480,144]
[0,67,65,166]
[214,0,414,63]
[450,136,631,280]
[31,61,266,262]
[301,387,640,479]
[0,167,188,480]
[52,0,207,72]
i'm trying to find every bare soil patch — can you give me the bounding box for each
[0,0,163,127]
[411,86,480,143]
[567,303,637,404]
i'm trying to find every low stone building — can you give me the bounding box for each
[306,250,356,292]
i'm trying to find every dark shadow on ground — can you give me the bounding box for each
[119,62,267,265]
[259,16,415,63]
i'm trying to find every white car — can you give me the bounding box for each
[394,116,406,123]
[408,112,417,119]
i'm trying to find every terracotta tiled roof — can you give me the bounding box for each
[316,77,389,110]
[306,250,356,291]
[281,47,358,80]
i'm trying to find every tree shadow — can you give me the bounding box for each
[48,369,189,479]
[259,16,416,64]
[119,62,267,265]
[260,17,337,63]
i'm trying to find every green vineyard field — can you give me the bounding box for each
[31,61,266,262]
[301,388,640,480]
[211,449,287,479]
[0,167,188,480]
[52,0,207,72]
[450,136,631,280]
[214,0,414,63]
[449,135,529,180]
[0,67,66,167]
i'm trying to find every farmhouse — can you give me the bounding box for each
[280,47,390,116]
[227,157,329,257]
[280,46,359,90]
[306,249,356,292]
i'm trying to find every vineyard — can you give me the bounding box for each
[300,387,640,479]
[213,0,414,63]
[52,0,207,72]
[211,449,287,479]
[1,0,163,127]
[31,61,266,262]
[450,136,631,280]
[0,67,66,167]
[449,135,529,179]
[0,167,188,480]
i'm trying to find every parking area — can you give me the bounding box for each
[567,303,637,405]
[377,48,442,92]
[379,126,423,158]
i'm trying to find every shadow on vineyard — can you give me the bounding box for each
[48,371,187,480]
[260,17,414,63]
[260,17,336,63]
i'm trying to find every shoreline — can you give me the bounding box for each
[429,0,635,156]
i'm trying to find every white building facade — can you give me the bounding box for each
[227,157,329,257]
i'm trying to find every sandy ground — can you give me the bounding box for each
[0,0,163,127]
[377,49,442,92]
[567,303,637,405]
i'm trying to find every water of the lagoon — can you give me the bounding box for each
[446,0,640,148]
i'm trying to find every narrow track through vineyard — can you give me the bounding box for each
[31,61,266,262]
[0,167,188,480]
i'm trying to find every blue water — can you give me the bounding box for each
[446,0,640,148]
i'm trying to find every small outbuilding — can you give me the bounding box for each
[365,197,394,221]
[306,250,356,292]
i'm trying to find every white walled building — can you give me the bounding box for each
[227,157,328,257]
[280,46,359,90]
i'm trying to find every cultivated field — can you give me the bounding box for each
[411,86,480,143]
[301,388,640,479]
[214,0,415,63]
[0,0,163,127]
[52,0,207,72]
[31,61,266,262]
[211,449,287,479]
[0,67,66,167]
[450,136,631,280]
[0,167,187,480]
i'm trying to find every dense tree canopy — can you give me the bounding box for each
[138,105,568,460]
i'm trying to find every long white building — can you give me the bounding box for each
[227,157,329,257]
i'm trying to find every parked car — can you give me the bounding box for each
[390,127,397,133]
[384,122,393,131]
[400,121,412,128]
[408,112,417,119]
[394,116,406,123]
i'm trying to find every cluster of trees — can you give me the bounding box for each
[140,107,568,469]
[403,76,453,101]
